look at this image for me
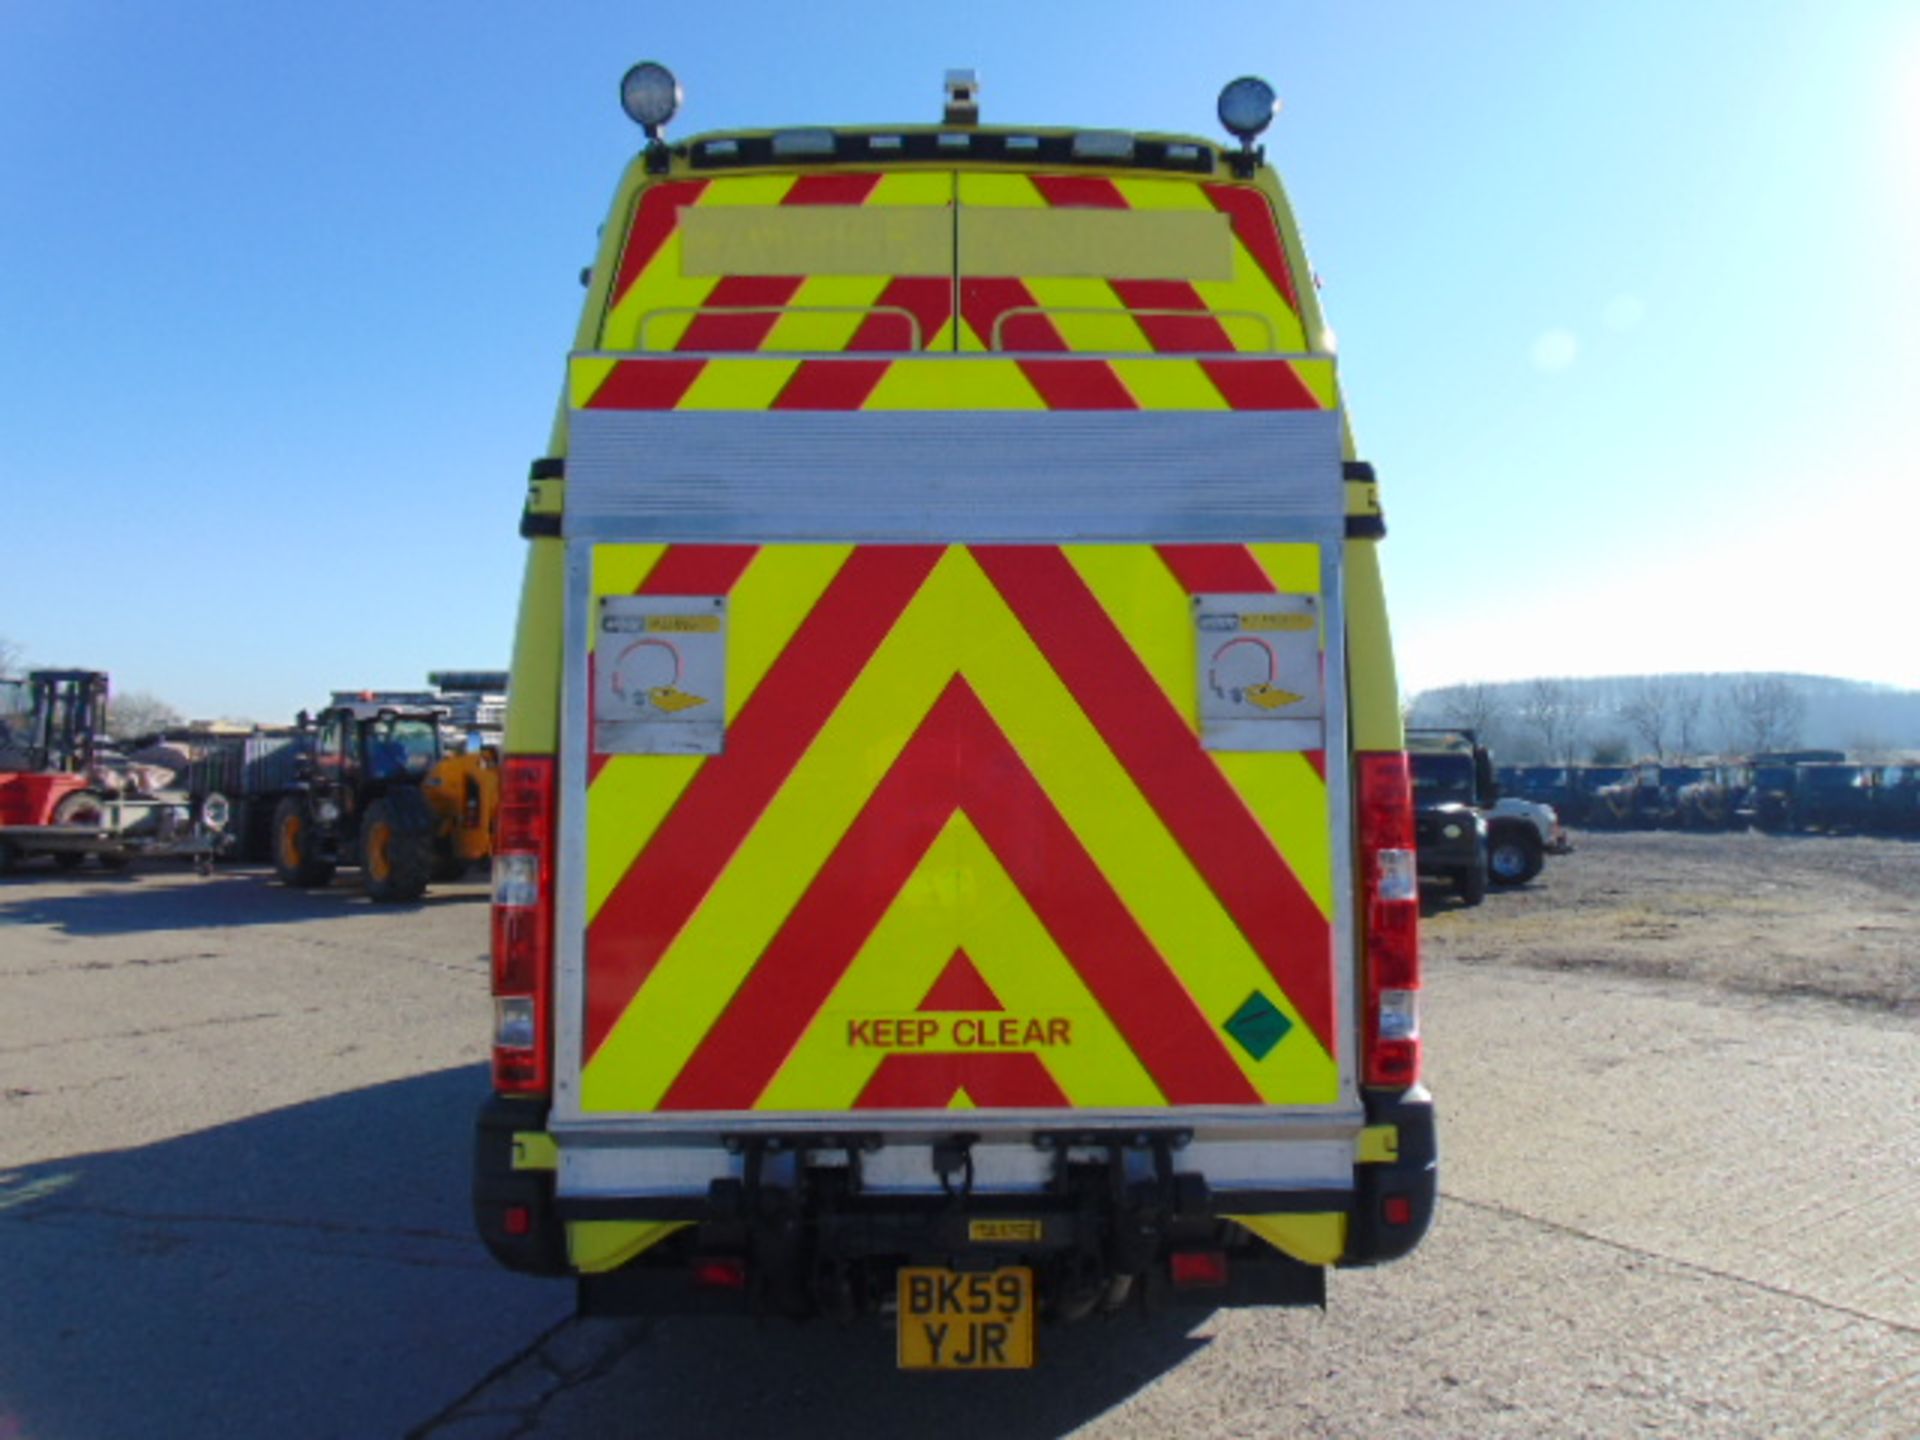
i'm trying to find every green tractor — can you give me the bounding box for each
[271,701,450,902]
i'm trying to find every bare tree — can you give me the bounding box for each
[1518,678,1586,766]
[1720,676,1805,755]
[1438,682,1507,747]
[1671,681,1708,760]
[0,633,21,676]
[1619,677,1677,761]
[106,691,182,741]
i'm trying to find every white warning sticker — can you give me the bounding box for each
[594,595,726,755]
[1194,592,1324,752]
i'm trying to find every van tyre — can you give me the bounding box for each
[272,796,336,888]
[361,798,430,903]
[1487,826,1543,886]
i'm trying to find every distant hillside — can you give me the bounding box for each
[1405,673,1920,764]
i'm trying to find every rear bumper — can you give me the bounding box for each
[1339,1086,1438,1268]
[475,1087,1439,1308]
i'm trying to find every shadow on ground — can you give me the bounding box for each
[0,865,487,935]
[0,1064,566,1440]
[485,1307,1216,1439]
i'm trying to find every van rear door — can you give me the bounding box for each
[549,163,1361,1212]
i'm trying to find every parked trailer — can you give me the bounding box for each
[0,671,230,874]
[175,731,308,861]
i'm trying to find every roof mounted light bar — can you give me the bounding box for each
[689,129,1216,175]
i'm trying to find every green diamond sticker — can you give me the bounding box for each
[1224,991,1292,1061]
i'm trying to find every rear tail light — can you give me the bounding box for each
[1169,1250,1230,1289]
[1358,751,1421,1089]
[491,755,556,1094]
[693,1256,748,1290]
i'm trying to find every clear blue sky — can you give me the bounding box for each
[3,1,1916,720]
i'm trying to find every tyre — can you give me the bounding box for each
[272,795,336,888]
[51,792,107,872]
[1487,826,1544,887]
[52,790,106,827]
[361,798,430,903]
[1454,854,1488,907]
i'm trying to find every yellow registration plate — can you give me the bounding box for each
[896,1266,1035,1370]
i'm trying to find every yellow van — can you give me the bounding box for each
[474,66,1433,1369]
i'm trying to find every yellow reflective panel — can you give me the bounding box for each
[584,544,851,925]
[757,812,1165,1111]
[1229,1212,1346,1267]
[583,547,1337,1114]
[680,206,955,277]
[675,357,799,409]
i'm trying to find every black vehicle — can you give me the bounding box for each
[1788,763,1875,833]
[1564,766,1629,827]
[1869,763,1920,836]
[1740,750,1845,831]
[1407,729,1552,898]
[1410,749,1489,905]
[270,702,448,901]
[1744,762,1798,831]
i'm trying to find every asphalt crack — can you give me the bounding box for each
[0,1009,297,1056]
[1442,1190,1920,1337]
[406,1317,646,1439]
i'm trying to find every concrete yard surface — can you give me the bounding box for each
[2,835,1916,1438]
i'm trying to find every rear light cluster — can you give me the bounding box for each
[1357,751,1421,1089]
[1169,1250,1230,1289]
[492,755,556,1094]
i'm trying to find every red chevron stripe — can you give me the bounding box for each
[1109,279,1235,354]
[1155,545,1277,596]
[1203,184,1300,313]
[783,173,883,206]
[1017,359,1137,411]
[638,544,760,596]
[973,547,1336,1051]
[961,277,1066,352]
[1198,358,1321,411]
[852,275,953,352]
[611,180,708,310]
[1030,174,1128,209]
[675,275,805,352]
[583,358,705,410]
[658,679,1258,1110]
[584,546,942,1057]
[856,1052,1068,1109]
[773,359,889,410]
[918,950,1001,1011]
